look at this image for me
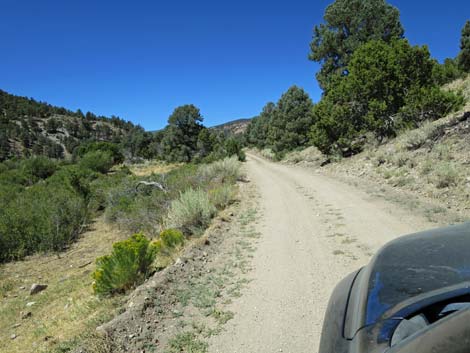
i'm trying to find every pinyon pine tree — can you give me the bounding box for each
[309,0,404,90]
[458,20,470,72]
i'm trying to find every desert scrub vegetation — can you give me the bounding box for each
[105,156,241,236]
[159,228,185,249]
[166,188,217,235]
[92,233,157,295]
[209,184,237,209]
[104,164,200,234]
[152,229,185,269]
[0,153,241,350]
[433,162,461,188]
[198,156,242,184]
[397,121,439,151]
[259,148,277,160]
[0,153,131,262]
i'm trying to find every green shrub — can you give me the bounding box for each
[0,157,58,186]
[198,157,241,184]
[21,156,57,183]
[92,233,156,295]
[74,141,124,164]
[0,182,87,262]
[398,86,464,127]
[166,188,216,235]
[79,151,115,174]
[209,184,236,209]
[105,164,205,235]
[87,170,129,212]
[160,229,185,248]
[224,137,246,161]
[434,162,460,188]
[105,178,167,234]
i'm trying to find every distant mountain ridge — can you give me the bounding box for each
[211,118,252,135]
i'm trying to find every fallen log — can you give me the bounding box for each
[135,181,167,192]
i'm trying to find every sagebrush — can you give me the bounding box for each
[198,156,242,184]
[166,188,216,235]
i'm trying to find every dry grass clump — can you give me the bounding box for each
[283,146,325,165]
[259,148,276,160]
[198,156,242,184]
[129,160,182,177]
[209,184,237,209]
[397,121,438,151]
[433,162,461,189]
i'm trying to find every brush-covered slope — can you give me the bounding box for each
[0,89,143,161]
[323,76,470,212]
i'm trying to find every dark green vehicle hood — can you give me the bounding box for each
[344,222,470,344]
[364,222,470,328]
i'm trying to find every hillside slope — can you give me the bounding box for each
[0,89,142,161]
[284,76,470,217]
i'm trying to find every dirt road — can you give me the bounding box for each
[209,153,433,353]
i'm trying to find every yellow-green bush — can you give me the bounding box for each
[151,229,185,269]
[92,233,156,295]
[160,228,185,248]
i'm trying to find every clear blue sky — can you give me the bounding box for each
[1,0,469,130]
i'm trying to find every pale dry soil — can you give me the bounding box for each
[209,153,439,353]
[0,217,127,353]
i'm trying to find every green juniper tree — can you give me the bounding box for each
[267,86,314,153]
[309,39,462,155]
[458,20,470,72]
[245,102,275,148]
[309,0,404,90]
[160,104,204,162]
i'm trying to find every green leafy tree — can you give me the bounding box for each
[79,150,115,174]
[310,39,462,155]
[245,102,275,148]
[267,86,314,153]
[195,128,217,160]
[160,105,204,162]
[432,58,463,85]
[458,20,470,72]
[74,141,124,164]
[0,132,10,161]
[223,137,246,161]
[309,0,404,90]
